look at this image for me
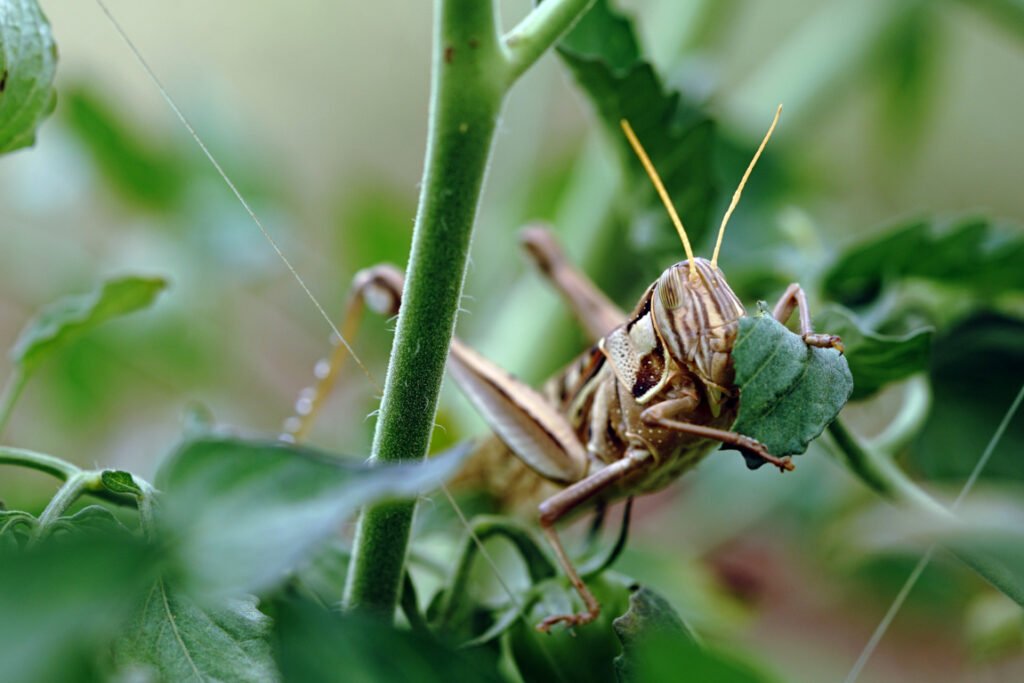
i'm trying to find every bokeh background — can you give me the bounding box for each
[2,1,1024,681]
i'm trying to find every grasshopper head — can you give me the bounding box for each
[651,258,746,400]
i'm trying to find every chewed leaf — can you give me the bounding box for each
[157,437,471,597]
[731,305,853,457]
[815,305,932,400]
[10,276,167,374]
[0,0,58,154]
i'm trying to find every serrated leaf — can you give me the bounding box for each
[732,306,853,457]
[612,584,778,683]
[156,437,471,597]
[114,581,278,683]
[554,0,718,243]
[0,0,58,154]
[10,275,167,374]
[815,305,932,400]
[822,217,1024,306]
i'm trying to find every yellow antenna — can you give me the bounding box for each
[710,104,782,268]
[620,119,697,275]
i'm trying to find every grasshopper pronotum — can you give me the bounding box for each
[285,106,843,631]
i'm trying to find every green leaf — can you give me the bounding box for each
[909,313,1024,483]
[273,597,502,682]
[815,305,932,400]
[732,305,853,458]
[10,275,168,375]
[612,584,779,683]
[156,437,471,597]
[100,469,144,496]
[0,533,157,683]
[506,572,633,683]
[114,581,278,682]
[822,217,1024,307]
[61,86,188,210]
[0,0,58,154]
[554,0,718,244]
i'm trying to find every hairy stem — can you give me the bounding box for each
[0,445,80,481]
[504,0,595,81]
[31,471,104,543]
[343,0,592,619]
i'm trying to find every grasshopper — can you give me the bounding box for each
[285,106,843,631]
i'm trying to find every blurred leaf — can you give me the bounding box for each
[554,0,718,245]
[960,0,1024,45]
[612,584,778,683]
[822,217,1024,307]
[273,596,501,682]
[0,533,157,683]
[10,275,168,375]
[839,494,1024,609]
[62,86,188,210]
[506,572,633,683]
[0,0,57,154]
[816,305,932,400]
[156,437,470,597]
[114,582,278,682]
[965,592,1024,661]
[732,305,853,458]
[910,313,1024,483]
[871,3,942,152]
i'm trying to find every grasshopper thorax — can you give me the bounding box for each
[651,258,746,401]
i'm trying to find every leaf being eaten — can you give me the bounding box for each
[731,305,853,458]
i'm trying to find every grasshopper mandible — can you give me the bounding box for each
[285,106,843,632]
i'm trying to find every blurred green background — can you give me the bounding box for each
[2,1,1024,681]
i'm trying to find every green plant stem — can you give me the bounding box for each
[31,471,103,542]
[438,516,556,630]
[343,0,593,620]
[0,445,80,481]
[0,367,28,439]
[828,418,949,519]
[866,374,931,456]
[504,0,594,80]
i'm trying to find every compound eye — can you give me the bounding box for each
[657,266,687,310]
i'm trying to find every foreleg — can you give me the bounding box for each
[772,283,844,352]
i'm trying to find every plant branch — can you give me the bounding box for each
[31,471,104,543]
[867,374,931,456]
[0,367,28,439]
[828,418,949,519]
[0,445,80,481]
[504,0,595,81]
[342,0,505,619]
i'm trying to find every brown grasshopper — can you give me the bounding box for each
[285,106,842,631]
